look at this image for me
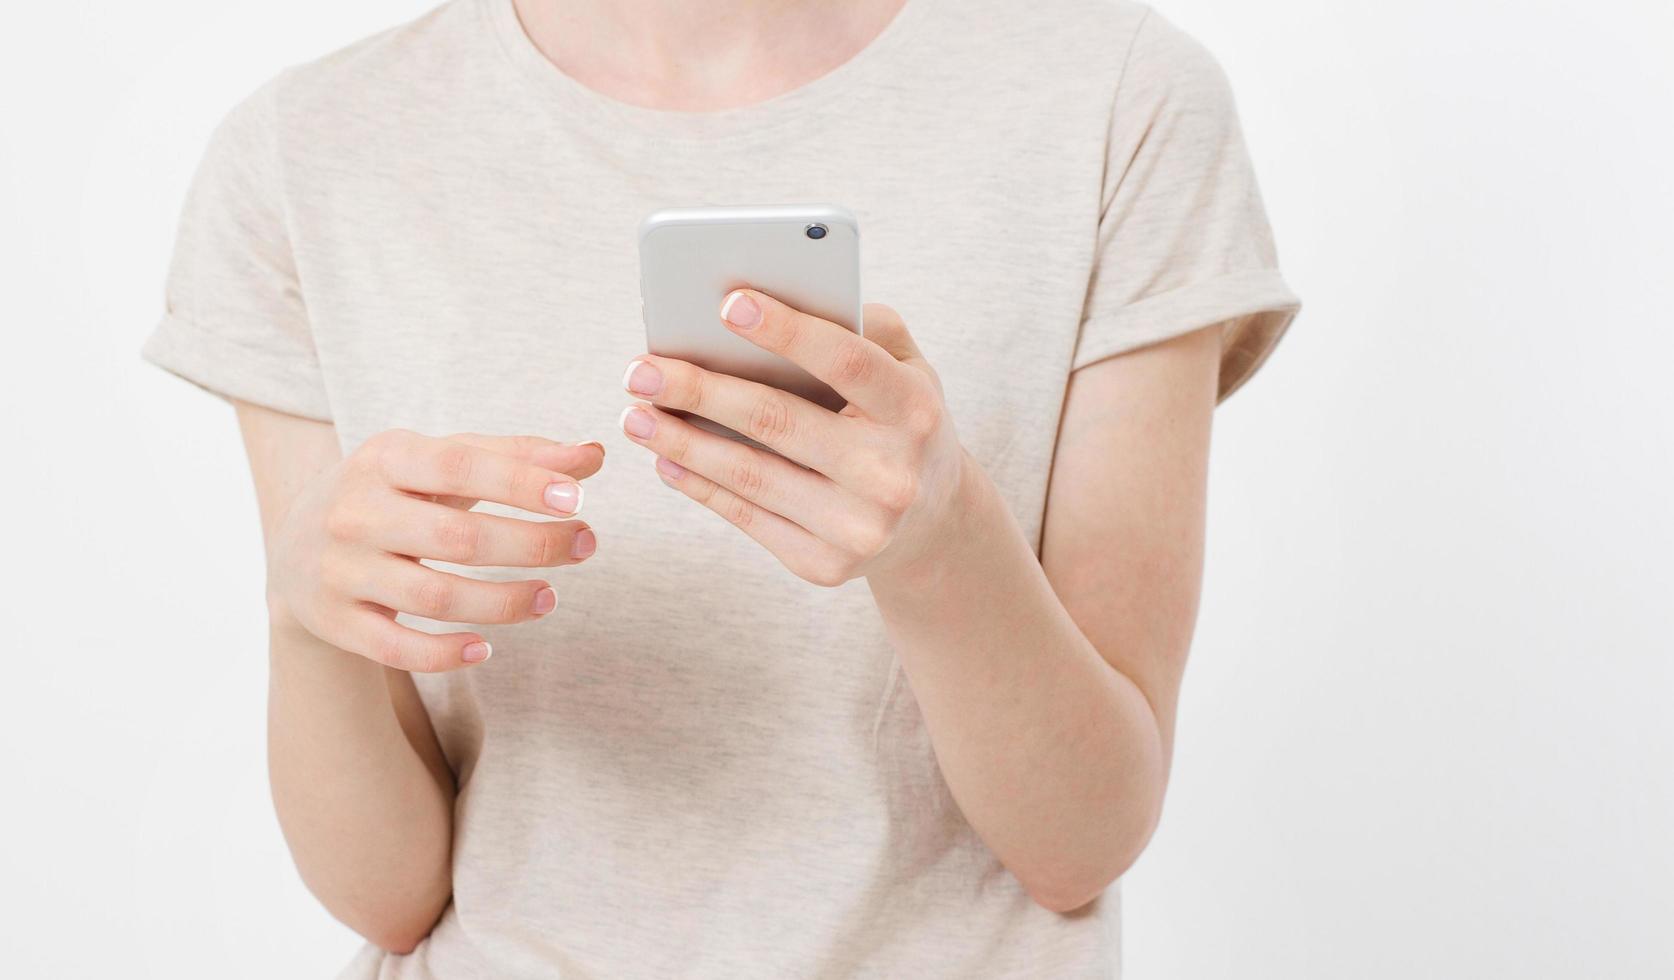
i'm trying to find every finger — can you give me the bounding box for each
[429,435,604,510]
[362,493,597,567]
[719,289,916,421]
[621,355,843,472]
[619,401,845,535]
[860,303,922,364]
[355,556,557,626]
[861,303,946,399]
[448,434,606,481]
[375,431,587,517]
[650,455,852,588]
[339,608,493,673]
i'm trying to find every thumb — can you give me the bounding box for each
[862,303,923,364]
[862,303,941,392]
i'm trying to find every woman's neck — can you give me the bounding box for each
[512,0,908,111]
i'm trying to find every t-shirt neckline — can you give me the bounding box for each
[480,0,934,144]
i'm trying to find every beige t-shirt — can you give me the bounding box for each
[144,0,1299,975]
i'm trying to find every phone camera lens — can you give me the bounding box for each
[805,223,828,240]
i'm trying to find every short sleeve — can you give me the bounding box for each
[1074,10,1301,401]
[141,75,331,421]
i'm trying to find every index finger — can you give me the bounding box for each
[377,431,589,517]
[448,433,606,481]
[719,288,913,420]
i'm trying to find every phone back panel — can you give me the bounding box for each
[638,205,862,421]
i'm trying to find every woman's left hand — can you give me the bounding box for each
[619,289,971,587]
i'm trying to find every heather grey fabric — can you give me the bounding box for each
[144,0,1298,975]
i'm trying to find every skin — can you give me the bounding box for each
[244,0,1220,951]
[243,414,605,949]
[513,0,907,111]
[621,293,1216,910]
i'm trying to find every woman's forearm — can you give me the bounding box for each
[267,615,454,952]
[611,294,1203,911]
[866,458,1167,913]
[233,404,607,951]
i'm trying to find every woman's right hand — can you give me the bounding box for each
[266,429,605,672]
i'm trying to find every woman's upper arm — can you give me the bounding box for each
[1040,325,1222,757]
[233,401,454,792]
[234,399,341,541]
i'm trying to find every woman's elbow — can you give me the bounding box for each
[1020,859,1129,915]
[1018,812,1161,913]
[329,891,448,955]
[355,913,436,956]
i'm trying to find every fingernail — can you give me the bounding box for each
[570,527,597,559]
[655,457,686,481]
[721,291,761,329]
[531,588,556,615]
[578,440,606,455]
[544,481,583,515]
[620,405,656,439]
[462,641,492,663]
[622,359,663,396]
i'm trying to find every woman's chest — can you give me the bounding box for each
[288,128,1101,536]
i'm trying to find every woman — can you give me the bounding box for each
[144,0,1298,975]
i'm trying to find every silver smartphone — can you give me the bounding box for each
[638,204,862,440]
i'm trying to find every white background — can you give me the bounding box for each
[2,1,1670,977]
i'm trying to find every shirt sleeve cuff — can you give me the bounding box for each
[1072,267,1301,402]
[142,313,333,422]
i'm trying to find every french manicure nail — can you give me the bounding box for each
[544,481,583,515]
[571,527,597,559]
[720,291,761,329]
[462,641,493,663]
[622,360,663,396]
[578,440,606,455]
[531,588,557,615]
[655,457,686,481]
[620,405,656,439]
